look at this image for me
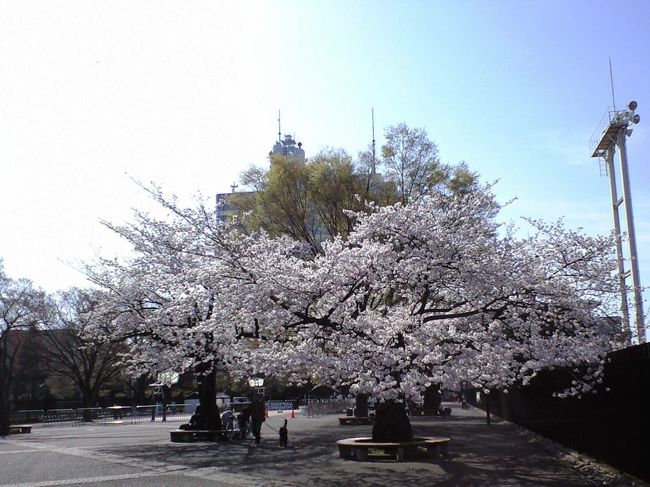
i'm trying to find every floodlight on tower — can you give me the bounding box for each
[590,97,645,343]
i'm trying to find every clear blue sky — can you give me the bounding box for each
[1,1,648,333]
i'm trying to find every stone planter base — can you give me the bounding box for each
[337,436,450,462]
[338,416,375,425]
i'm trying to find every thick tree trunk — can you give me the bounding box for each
[354,394,369,417]
[0,378,9,436]
[131,375,148,406]
[485,392,491,426]
[80,386,95,422]
[196,367,221,430]
[372,400,413,442]
[422,384,442,414]
[161,385,170,422]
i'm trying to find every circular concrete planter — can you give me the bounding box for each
[337,436,450,462]
[338,416,375,425]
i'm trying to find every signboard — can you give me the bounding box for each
[266,400,294,411]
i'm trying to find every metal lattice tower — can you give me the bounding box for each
[590,100,645,343]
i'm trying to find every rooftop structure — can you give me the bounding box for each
[269,134,305,161]
[216,130,306,223]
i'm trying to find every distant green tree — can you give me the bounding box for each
[307,149,369,239]
[0,262,43,435]
[40,289,124,410]
[232,124,478,254]
[381,123,478,203]
[12,326,48,407]
[236,149,379,251]
[237,154,319,248]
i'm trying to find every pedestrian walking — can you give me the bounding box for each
[250,396,266,445]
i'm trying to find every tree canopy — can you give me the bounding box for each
[87,182,621,407]
[39,288,124,408]
[79,127,623,441]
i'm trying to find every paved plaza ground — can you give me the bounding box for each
[1,403,646,487]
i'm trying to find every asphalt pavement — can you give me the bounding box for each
[1,403,646,487]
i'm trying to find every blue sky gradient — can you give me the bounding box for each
[1,1,648,334]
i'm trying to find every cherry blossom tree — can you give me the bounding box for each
[85,190,263,430]
[215,187,620,440]
[88,183,620,441]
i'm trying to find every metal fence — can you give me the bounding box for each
[11,404,192,428]
[473,342,650,483]
[11,399,353,427]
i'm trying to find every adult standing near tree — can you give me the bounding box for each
[250,395,266,446]
[238,406,250,439]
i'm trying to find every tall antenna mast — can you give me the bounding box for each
[371,108,376,175]
[278,110,282,141]
[609,57,616,109]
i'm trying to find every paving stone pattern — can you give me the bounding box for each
[1,403,646,487]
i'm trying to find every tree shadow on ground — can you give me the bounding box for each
[97,407,603,486]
